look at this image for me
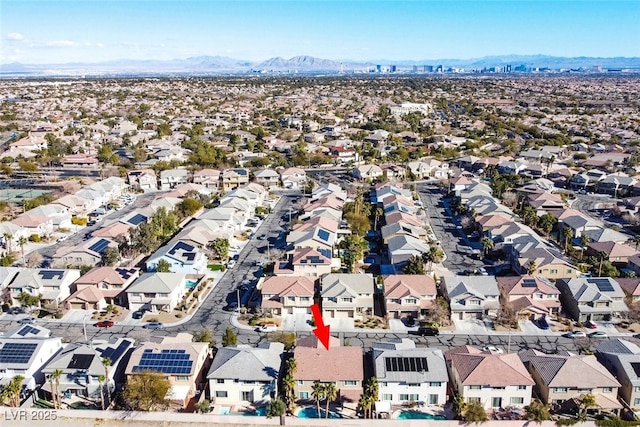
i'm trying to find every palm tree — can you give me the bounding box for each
[597,250,609,277]
[563,227,574,252]
[0,375,24,407]
[524,400,551,423]
[481,237,494,255]
[358,393,373,419]
[17,236,27,265]
[97,375,106,410]
[373,207,383,231]
[102,357,112,406]
[48,373,57,408]
[527,259,537,275]
[323,382,338,419]
[451,394,466,420]
[634,234,640,250]
[3,232,12,253]
[580,233,591,260]
[52,369,63,409]
[578,393,598,420]
[311,381,325,418]
[282,357,297,414]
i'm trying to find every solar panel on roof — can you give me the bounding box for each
[132,349,193,375]
[588,278,615,292]
[317,229,330,242]
[16,325,39,336]
[169,241,195,255]
[631,363,640,378]
[184,253,196,261]
[384,357,429,373]
[39,270,65,280]
[101,340,130,363]
[522,279,537,288]
[68,354,94,370]
[0,342,38,364]
[128,213,147,226]
[89,239,111,254]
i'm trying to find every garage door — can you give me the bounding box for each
[293,307,309,314]
[70,302,85,310]
[335,310,353,318]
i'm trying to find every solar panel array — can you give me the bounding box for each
[522,279,538,288]
[132,349,193,375]
[89,239,111,255]
[169,241,195,255]
[128,213,147,226]
[0,343,38,364]
[39,270,65,280]
[317,229,330,242]
[385,357,429,373]
[68,354,95,370]
[16,325,39,336]
[101,340,131,363]
[631,362,640,378]
[588,278,615,292]
[115,268,137,280]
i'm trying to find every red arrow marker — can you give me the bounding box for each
[310,303,330,350]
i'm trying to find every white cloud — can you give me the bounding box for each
[46,40,79,47]
[96,43,104,48]
[6,32,25,41]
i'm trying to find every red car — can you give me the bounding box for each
[95,320,114,328]
[584,320,597,329]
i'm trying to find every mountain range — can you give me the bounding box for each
[2,54,640,77]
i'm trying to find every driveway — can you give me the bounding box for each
[518,319,549,335]
[452,318,489,334]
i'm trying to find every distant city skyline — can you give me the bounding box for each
[1,1,639,65]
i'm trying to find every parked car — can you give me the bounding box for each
[404,316,416,327]
[475,267,488,276]
[536,317,550,330]
[227,259,237,269]
[95,320,114,328]
[584,320,598,329]
[482,346,504,354]
[18,317,35,324]
[7,307,24,315]
[257,234,267,240]
[254,260,265,267]
[132,310,145,319]
[563,331,586,338]
[143,322,164,330]
[259,323,278,332]
[416,327,439,336]
[56,235,68,243]
[589,331,608,339]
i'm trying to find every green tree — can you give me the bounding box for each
[527,259,538,275]
[578,393,598,419]
[192,328,216,348]
[452,394,466,419]
[282,357,297,414]
[195,399,211,413]
[344,212,370,237]
[101,246,120,266]
[150,207,178,240]
[0,375,24,407]
[98,374,106,410]
[176,197,203,218]
[122,371,171,411]
[373,207,383,231]
[323,382,338,419]
[463,400,488,423]
[266,397,286,418]
[222,327,237,346]
[403,255,426,275]
[537,214,557,237]
[52,368,63,410]
[16,292,40,310]
[156,259,171,273]
[481,237,494,255]
[17,236,27,264]
[563,227,574,251]
[102,357,112,407]
[524,400,551,423]
[580,233,591,260]
[18,159,39,172]
[339,234,369,272]
[209,238,230,260]
[129,222,159,255]
[312,381,325,418]
[634,234,640,250]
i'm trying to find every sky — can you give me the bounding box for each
[1,1,639,64]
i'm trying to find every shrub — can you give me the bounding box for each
[29,234,41,242]
[147,317,159,322]
[71,217,88,226]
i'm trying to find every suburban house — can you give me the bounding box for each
[320,274,375,320]
[207,342,284,408]
[387,235,431,270]
[372,339,448,406]
[254,169,280,188]
[286,216,338,252]
[382,275,437,320]
[274,247,334,277]
[352,164,384,181]
[294,335,363,404]
[279,167,307,189]
[597,174,637,197]
[127,169,157,192]
[381,221,428,244]
[7,269,80,310]
[595,339,640,410]
[65,267,140,309]
[125,272,189,313]
[125,335,210,410]
[556,277,629,322]
[586,242,638,266]
[11,214,54,238]
[441,276,500,320]
[519,350,622,414]
[40,338,135,407]
[159,168,189,190]
[192,169,221,190]
[259,276,316,316]
[0,329,63,393]
[496,276,561,318]
[53,237,119,268]
[221,168,250,190]
[446,346,534,410]
[146,240,208,274]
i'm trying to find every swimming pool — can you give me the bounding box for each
[395,410,446,420]
[297,407,342,419]
[185,280,198,289]
[219,406,231,415]
[243,406,267,416]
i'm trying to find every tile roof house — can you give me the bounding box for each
[207,342,284,408]
[127,169,157,192]
[260,276,316,316]
[65,267,140,309]
[497,276,561,317]
[586,242,638,265]
[383,275,437,320]
[294,335,363,403]
[387,235,431,270]
[254,168,280,189]
[7,268,80,310]
[146,240,208,274]
[274,247,334,277]
[53,236,119,268]
[221,168,250,191]
[616,278,640,304]
[192,169,221,190]
[441,276,500,320]
[125,335,210,410]
[320,274,375,320]
[352,164,384,181]
[556,277,629,322]
[286,216,338,252]
[595,339,640,410]
[125,272,189,313]
[372,339,448,406]
[381,221,428,244]
[446,346,534,409]
[159,168,189,190]
[279,167,307,189]
[519,350,622,412]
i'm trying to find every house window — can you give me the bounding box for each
[399,394,419,402]
[405,298,417,305]
[341,297,352,303]
[344,380,357,386]
[215,391,228,398]
[635,387,640,392]
[408,383,420,387]
[518,385,527,390]
[382,394,393,401]
[511,397,524,405]
[298,380,304,385]
[299,392,309,399]
[467,397,481,403]
[429,382,442,387]
[554,388,567,393]
[216,379,225,384]
[602,387,613,393]
[287,296,295,302]
[469,385,481,390]
[551,269,558,274]
[468,300,480,306]
[634,398,640,406]
[567,269,573,274]
[429,394,439,405]
[176,376,188,381]
[300,296,310,302]
[242,391,253,402]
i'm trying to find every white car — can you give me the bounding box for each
[56,235,68,243]
[227,260,237,268]
[482,346,504,354]
[259,324,278,332]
